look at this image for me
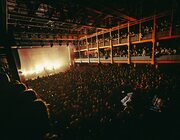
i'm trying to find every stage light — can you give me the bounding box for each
[22,62,62,77]
[35,65,43,73]
[23,69,34,76]
[18,47,70,80]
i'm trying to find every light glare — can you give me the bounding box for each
[18,46,70,80]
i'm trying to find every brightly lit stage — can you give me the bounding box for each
[18,46,71,80]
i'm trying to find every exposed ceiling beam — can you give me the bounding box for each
[74,0,137,22]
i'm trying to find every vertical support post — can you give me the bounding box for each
[90,37,92,48]
[68,44,72,66]
[127,22,130,64]
[72,41,76,66]
[102,31,105,47]
[86,36,90,63]
[169,9,174,36]
[0,0,20,80]
[151,15,156,65]
[110,29,113,64]
[96,32,100,63]
[118,25,120,44]
[139,21,142,41]
[78,41,81,63]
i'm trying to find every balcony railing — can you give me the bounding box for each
[74,11,180,64]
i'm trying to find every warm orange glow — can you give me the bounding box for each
[22,62,62,76]
[18,46,70,80]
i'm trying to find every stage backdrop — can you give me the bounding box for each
[18,46,70,80]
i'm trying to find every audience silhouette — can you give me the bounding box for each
[0,72,50,140]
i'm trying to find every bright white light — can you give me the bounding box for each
[23,69,34,76]
[18,47,69,79]
[21,61,62,76]
[35,65,44,73]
